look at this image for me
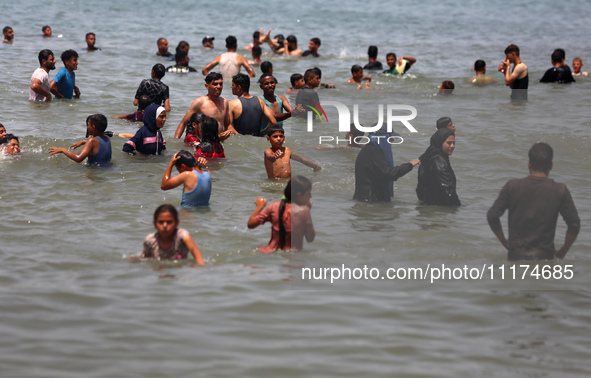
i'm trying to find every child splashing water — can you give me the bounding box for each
[141,204,205,264]
[247,175,316,253]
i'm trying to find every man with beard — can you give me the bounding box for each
[30,49,56,102]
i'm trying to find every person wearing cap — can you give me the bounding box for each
[202,36,255,80]
[202,36,214,49]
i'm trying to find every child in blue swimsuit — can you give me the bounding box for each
[161,150,211,207]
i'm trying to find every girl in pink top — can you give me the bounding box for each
[248,176,316,253]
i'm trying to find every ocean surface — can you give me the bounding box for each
[1,0,590,376]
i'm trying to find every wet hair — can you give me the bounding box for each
[175,50,188,64]
[259,73,276,85]
[226,35,237,49]
[274,34,285,47]
[287,35,297,46]
[474,59,486,72]
[278,176,312,249]
[351,64,362,74]
[552,48,565,63]
[205,72,223,84]
[504,44,520,56]
[138,95,151,111]
[252,45,262,58]
[186,112,205,136]
[42,25,51,32]
[174,150,197,169]
[153,204,179,223]
[528,142,553,172]
[253,30,260,39]
[573,57,583,64]
[440,80,455,94]
[386,52,397,60]
[0,123,5,131]
[290,73,303,87]
[3,26,12,34]
[368,45,378,59]
[312,67,322,78]
[310,37,321,46]
[232,73,250,93]
[85,32,95,39]
[4,134,18,144]
[176,40,189,52]
[436,117,453,130]
[266,125,285,137]
[38,49,54,65]
[60,49,79,63]
[87,114,108,133]
[152,63,166,79]
[199,116,221,154]
[304,69,319,83]
[260,61,273,74]
[157,37,167,45]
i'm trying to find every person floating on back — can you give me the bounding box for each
[48,114,112,165]
[247,176,316,253]
[264,125,321,179]
[161,150,211,207]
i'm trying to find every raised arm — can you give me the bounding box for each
[247,197,268,228]
[161,152,187,190]
[202,55,221,76]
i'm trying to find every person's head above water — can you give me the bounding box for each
[436,117,455,132]
[528,142,553,174]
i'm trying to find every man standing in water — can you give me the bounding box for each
[202,36,255,81]
[228,74,277,136]
[30,49,56,102]
[174,72,235,139]
[498,44,528,101]
[487,142,580,261]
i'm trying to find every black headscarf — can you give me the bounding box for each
[419,128,455,162]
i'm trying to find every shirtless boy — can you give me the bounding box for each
[264,126,321,179]
[174,72,234,139]
[498,44,528,101]
[346,65,371,89]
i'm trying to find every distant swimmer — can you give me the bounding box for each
[0,134,20,155]
[42,25,52,38]
[302,37,321,57]
[249,45,262,65]
[498,44,528,101]
[202,36,255,80]
[383,52,416,75]
[174,72,233,139]
[30,49,56,102]
[540,48,575,84]
[286,73,305,94]
[572,57,588,77]
[244,30,262,50]
[439,80,454,95]
[166,50,197,73]
[167,40,190,61]
[85,32,100,51]
[202,36,214,49]
[468,59,497,86]
[346,65,371,89]
[487,142,580,261]
[260,61,273,76]
[3,26,14,43]
[156,37,172,57]
[50,49,80,99]
[363,45,383,71]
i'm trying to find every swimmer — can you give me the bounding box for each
[498,44,528,101]
[184,112,206,146]
[85,32,100,51]
[247,175,316,253]
[260,61,273,76]
[469,60,496,85]
[249,45,262,65]
[3,26,14,43]
[161,151,211,207]
[439,80,455,95]
[0,134,20,155]
[540,49,575,84]
[363,45,383,70]
[302,37,321,57]
[264,125,321,179]
[0,124,7,144]
[156,37,171,57]
[572,57,588,76]
[48,114,111,165]
[383,52,417,75]
[202,36,214,49]
[346,65,371,89]
[42,25,52,38]
[50,49,80,99]
[140,204,205,264]
[244,30,262,50]
[30,49,56,102]
[194,116,226,159]
[166,50,197,73]
[286,73,305,94]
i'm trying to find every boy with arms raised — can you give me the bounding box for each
[48,114,111,165]
[264,126,321,179]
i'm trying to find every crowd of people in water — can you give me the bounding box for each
[1,24,582,265]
